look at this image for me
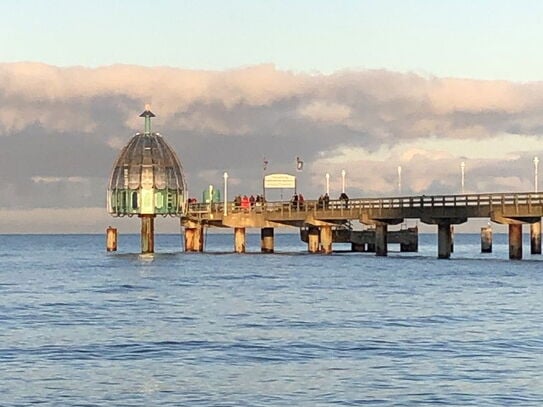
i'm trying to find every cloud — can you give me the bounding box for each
[1,62,543,231]
[298,101,351,123]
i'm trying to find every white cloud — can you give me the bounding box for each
[298,101,351,123]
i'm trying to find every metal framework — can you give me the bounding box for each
[107,107,187,217]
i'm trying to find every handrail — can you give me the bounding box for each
[187,192,543,217]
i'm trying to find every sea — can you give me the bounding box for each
[1,233,542,406]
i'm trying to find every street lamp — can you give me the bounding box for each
[535,157,540,192]
[460,161,466,194]
[325,172,330,195]
[341,169,346,194]
[223,172,228,216]
[397,165,402,195]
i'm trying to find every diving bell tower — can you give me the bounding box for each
[107,106,188,253]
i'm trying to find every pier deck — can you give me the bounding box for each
[183,192,543,259]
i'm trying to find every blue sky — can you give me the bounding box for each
[2,0,543,81]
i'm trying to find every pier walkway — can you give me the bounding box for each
[183,191,543,260]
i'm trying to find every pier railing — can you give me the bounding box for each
[186,192,543,220]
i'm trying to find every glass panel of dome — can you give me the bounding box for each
[155,166,166,189]
[128,166,141,189]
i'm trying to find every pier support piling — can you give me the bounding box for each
[320,226,333,254]
[140,215,155,254]
[351,243,366,252]
[509,224,523,260]
[234,227,246,253]
[308,227,320,253]
[481,226,492,253]
[530,221,541,255]
[437,223,452,259]
[375,224,388,256]
[261,227,274,253]
[184,225,204,252]
[106,226,117,252]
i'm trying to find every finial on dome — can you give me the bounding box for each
[139,104,155,134]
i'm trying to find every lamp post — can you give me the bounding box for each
[341,169,346,194]
[397,165,402,195]
[460,161,465,194]
[534,156,539,193]
[325,172,330,195]
[223,172,228,216]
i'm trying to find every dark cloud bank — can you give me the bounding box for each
[0,62,541,232]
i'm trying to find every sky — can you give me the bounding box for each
[1,0,543,233]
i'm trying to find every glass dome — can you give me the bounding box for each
[107,108,187,217]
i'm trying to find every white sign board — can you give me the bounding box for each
[264,173,296,189]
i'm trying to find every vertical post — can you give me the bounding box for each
[450,225,455,253]
[532,157,540,255]
[261,227,274,253]
[530,222,541,255]
[481,226,493,253]
[400,228,418,252]
[461,161,465,194]
[140,214,155,254]
[307,226,320,253]
[508,224,522,260]
[223,172,228,216]
[437,223,452,259]
[184,227,195,251]
[341,169,346,194]
[234,227,246,253]
[375,224,388,256]
[106,226,117,252]
[184,226,204,252]
[325,173,330,195]
[195,226,204,252]
[397,165,402,195]
[320,225,333,254]
[534,156,539,193]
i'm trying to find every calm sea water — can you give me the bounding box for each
[1,233,542,406]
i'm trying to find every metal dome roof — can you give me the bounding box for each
[107,107,187,216]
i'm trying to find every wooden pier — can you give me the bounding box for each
[183,192,543,259]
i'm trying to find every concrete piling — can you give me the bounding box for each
[438,223,452,259]
[450,225,454,253]
[234,227,246,253]
[308,226,320,253]
[319,226,333,254]
[481,226,492,253]
[351,243,366,252]
[509,224,522,260]
[184,225,204,252]
[140,215,155,254]
[261,227,274,253]
[530,221,541,255]
[106,226,117,252]
[375,224,388,256]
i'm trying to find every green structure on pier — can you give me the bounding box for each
[107,105,187,217]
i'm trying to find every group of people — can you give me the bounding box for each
[188,191,349,211]
[317,193,330,209]
[316,192,349,209]
[234,194,265,210]
[290,193,305,209]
